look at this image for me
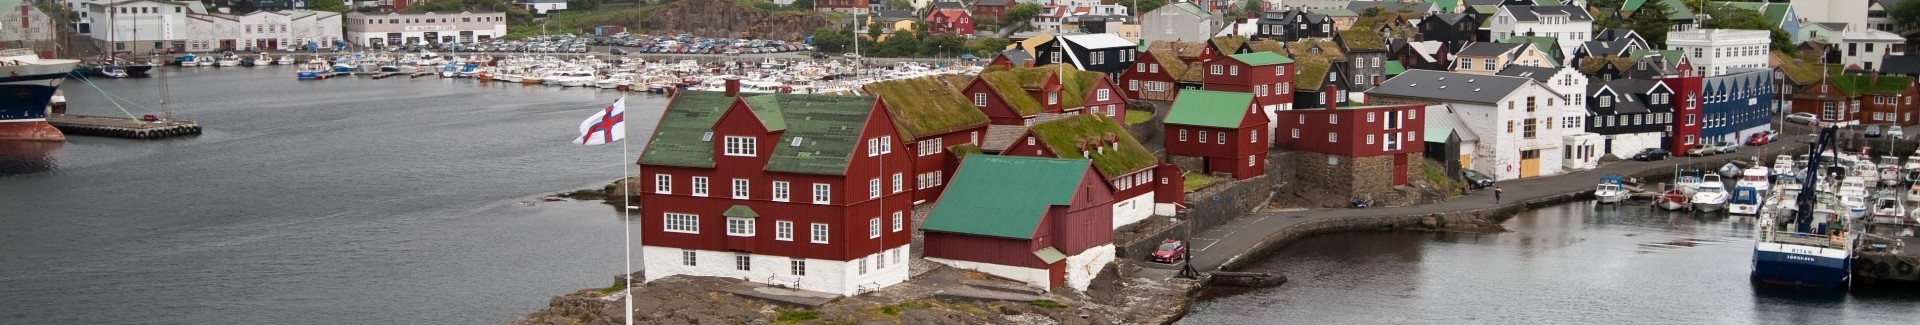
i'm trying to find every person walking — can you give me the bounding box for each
[1494,186,1504,204]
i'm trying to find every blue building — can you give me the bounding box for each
[1698,68,1774,144]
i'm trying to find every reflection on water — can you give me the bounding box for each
[1183,201,1920,324]
[0,140,63,176]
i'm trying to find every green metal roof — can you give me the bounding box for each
[1425,0,1457,12]
[1034,247,1067,263]
[1384,60,1406,76]
[1170,2,1207,17]
[1623,0,1693,20]
[1164,90,1255,129]
[636,91,880,176]
[1229,52,1293,66]
[1029,115,1158,177]
[862,75,991,140]
[1424,126,1452,143]
[723,205,759,218]
[920,155,1093,239]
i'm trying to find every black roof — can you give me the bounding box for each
[1882,55,1920,75]
[1580,38,1636,57]
[1429,12,1472,25]
[1457,42,1521,57]
[1506,5,1592,22]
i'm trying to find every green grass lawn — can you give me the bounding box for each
[1183,173,1220,192]
[1125,110,1154,125]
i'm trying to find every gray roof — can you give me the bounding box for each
[1372,70,1536,105]
[1882,55,1920,75]
[980,125,1029,152]
[1457,42,1520,57]
[1594,28,1639,42]
[1347,1,1435,13]
[1506,5,1592,22]
[1424,104,1480,142]
[1580,38,1637,57]
[1430,12,1472,25]
[1812,22,1848,32]
[1496,65,1560,82]
[998,49,1032,67]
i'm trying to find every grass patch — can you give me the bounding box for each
[1420,161,1463,196]
[1183,173,1221,192]
[774,307,820,323]
[1125,109,1154,125]
[863,75,991,138]
[875,300,931,316]
[1030,299,1067,309]
[1030,115,1159,177]
[597,281,626,295]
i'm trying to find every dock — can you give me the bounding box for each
[47,114,202,139]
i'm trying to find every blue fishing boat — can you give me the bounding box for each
[1752,125,1852,289]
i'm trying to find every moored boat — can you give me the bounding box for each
[1595,175,1628,204]
[1731,166,1772,215]
[1693,174,1730,213]
[0,49,81,141]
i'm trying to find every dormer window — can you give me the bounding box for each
[1048,91,1059,104]
[724,136,756,156]
[1599,95,1613,108]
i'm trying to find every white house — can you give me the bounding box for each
[1488,5,1592,61]
[1804,24,1908,71]
[1,1,58,45]
[1667,29,1771,77]
[176,10,341,52]
[1141,2,1221,43]
[1790,0,1871,31]
[516,0,566,14]
[1370,69,1586,180]
[85,0,203,53]
[345,11,506,47]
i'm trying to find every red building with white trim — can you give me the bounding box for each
[920,155,1117,291]
[1162,90,1270,179]
[1002,114,1169,229]
[637,82,911,296]
[1663,66,1703,153]
[1120,49,1185,101]
[1273,103,1425,186]
[925,9,974,36]
[862,75,992,205]
[962,65,1130,126]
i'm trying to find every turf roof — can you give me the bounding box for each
[636,91,880,176]
[1210,35,1249,55]
[1027,114,1158,178]
[985,65,1106,115]
[1286,39,1346,90]
[920,155,1092,239]
[1247,39,1286,53]
[1337,30,1387,52]
[1146,49,1188,77]
[979,70,1046,115]
[1829,74,1915,97]
[862,75,991,140]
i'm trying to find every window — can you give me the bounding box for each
[1217,132,1226,144]
[773,181,789,202]
[1048,92,1059,105]
[973,93,986,106]
[655,174,671,194]
[724,136,756,156]
[812,183,830,204]
[1523,118,1537,139]
[1368,112,1376,122]
[1249,155,1257,166]
[1599,95,1612,107]
[682,250,697,266]
[691,177,709,196]
[1367,134,1376,144]
[1330,133,1339,142]
[729,179,749,199]
[665,213,699,234]
[1291,128,1300,138]
[1822,102,1839,120]
[735,253,751,271]
[1230,65,1239,75]
[1330,115,1339,124]
[1277,66,1285,75]
[790,258,806,276]
[880,136,891,154]
[868,138,879,156]
[1251,131,1258,143]
[1526,96,1536,112]
[1199,131,1208,143]
[727,218,755,236]
[810,223,829,243]
[1210,65,1223,75]
[858,258,867,275]
[892,212,904,232]
[775,221,793,241]
[869,218,881,238]
[1179,129,1188,141]
[1484,59,1493,70]
[892,173,903,193]
[869,178,881,199]
[1129,80,1140,91]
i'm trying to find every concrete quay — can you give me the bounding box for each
[1176,138,1815,273]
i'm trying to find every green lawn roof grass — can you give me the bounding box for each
[1028,114,1158,178]
[863,75,991,140]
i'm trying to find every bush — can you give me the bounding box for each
[774,308,819,322]
[1030,299,1067,309]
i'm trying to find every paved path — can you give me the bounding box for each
[1176,134,1818,272]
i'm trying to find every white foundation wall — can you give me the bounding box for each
[927,257,1052,290]
[1112,193,1155,229]
[1062,244,1115,292]
[1603,132,1665,158]
[642,245,909,296]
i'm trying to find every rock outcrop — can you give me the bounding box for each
[640,0,836,40]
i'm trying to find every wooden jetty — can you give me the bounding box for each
[47,114,202,139]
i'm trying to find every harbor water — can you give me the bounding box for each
[1181,201,1920,324]
[0,66,653,324]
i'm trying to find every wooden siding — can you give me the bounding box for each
[1274,104,1425,158]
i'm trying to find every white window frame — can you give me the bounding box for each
[726,217,755,237]
[775,220,793,241]
[664,213,699,234]
[682,249,696,266]
[810,223,829,243]
[812,183,830,204]
[723,136,756,156]
[869,217,881,239]
[691,176,709,197]
[731,178,749,199]
[772,181,789,202]
[973,93,986,106]
[892,211,905,232]
[734,253,751,271]
[868,178,881,199]
[892,173,904,193]
[654,174,671,194]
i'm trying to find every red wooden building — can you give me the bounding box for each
[921,155,1117,291]
[1120,49,1186,101]
[972,0,1011,23]
[1789,73,1918,127]
[1661,63,1704,153]
[1162,90,1269,179]
[814,0,869,14]
[1272,103,1426,185]
[636,82,912,296]
[925,9,974,36]
[963,65,1129,126]
[861,75,992,205]
[987,49,1035,69]
[1003,114,1172,228]
[1202,51,1296,121]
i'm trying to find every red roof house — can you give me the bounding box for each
[636,82,912,296]
[921,155,1117,291]
[926,9,974,36]
[1162,90,1269,179]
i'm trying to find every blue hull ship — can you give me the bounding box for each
[0,49,82,141]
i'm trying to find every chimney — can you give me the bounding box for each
[725,78,741,97]
[1324,85,1339,109]
[1107,133,1119,150]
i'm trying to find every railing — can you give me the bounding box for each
[0,48,36,57]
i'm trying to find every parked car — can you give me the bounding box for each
[1747,131,1775,146]
[843,52,862,59]
[1461,169,1495,189]
[1631,148,1670,161]
[1715,142,1740,154]
[1785,112,1818,125]
[1151,239,1186,264]
[1865,125,1883,138]
[1889,126,1906,139]
[810,52,828,59]
[1687,145,1719,157]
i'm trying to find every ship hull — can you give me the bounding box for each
[1752,243,1850,289]
[0,61,77,141]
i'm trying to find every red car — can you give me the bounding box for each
[1151,239,1186,263]
[1747,131,1775,146]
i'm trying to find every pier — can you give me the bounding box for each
[47,114,202,139]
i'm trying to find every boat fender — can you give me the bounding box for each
[1873,262,1892,279]
[1899,261,1915,275]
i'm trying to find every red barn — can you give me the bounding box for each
[1201,51,1296,131]
[1162,90,1269,179]
[862,75,992,205]
[1003,114,1165,228]
[636,83,912,296]
[921,155,1117,291]
[962,65,1120,125]
[1272,103,1426,192]
[1120,49,1186,101]
[926,9,974,36]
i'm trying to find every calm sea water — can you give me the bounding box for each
[1183,201,1920,324]
[0,66,656,324]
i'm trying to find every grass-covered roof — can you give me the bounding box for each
[1027,114,1157,178]
[1147,49,1187,77]
[1210,35,1249,55]
[1247,39,1286,54]
[1830,74,1915,97]
[862,75,991,140]
[979,70,1046,115]
[1338,30,1387,52]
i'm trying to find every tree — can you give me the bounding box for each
[1005,3,1043,31]
[923,33,967,56]
[868,19,886,39]
[1360,6,1384,18]
[309,0,345,12]
[1243,0,1265,17]
[965,37,1013,57]
[1701,3,1794,52]
[877,30,922,57]
[1119,0,1167,16]
[1893,0,1920,44]
[812,27,854,53]
[791,0,813,10]
[1625,0,1673,48]
[886,0,912,10]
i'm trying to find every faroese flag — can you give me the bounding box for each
[575,97,627,145]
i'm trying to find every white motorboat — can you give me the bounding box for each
[1879,157,1902,187]
[1904,154,1920,184]
[596,74,634,90]
[1692,174,1730,212]
[1868,195,1907,225]
[1730,166,1772,215]
[1838,177,1871,219]
[276,55,294,65]
[1595,176,1629,204]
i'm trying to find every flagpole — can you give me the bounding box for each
[619,94,635,325]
